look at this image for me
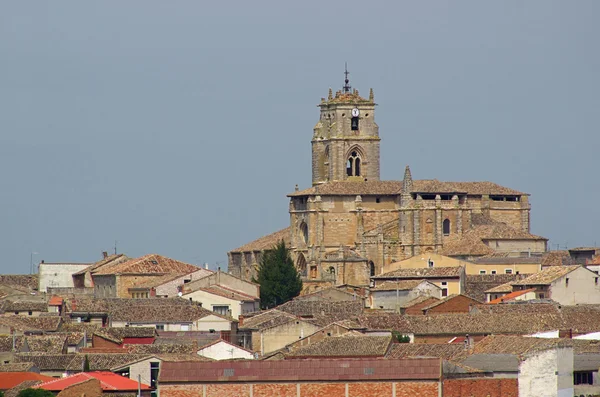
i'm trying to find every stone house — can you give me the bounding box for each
[511,265,600,305]
[182,284,259,320]
[71,254,129,289]
[229,78,547,292]
[369,280,441,310]
[128,268,212,299]
[90,254,201,298]
[371,266,465,297]
[182,270,259,301]
[0,300,48,317]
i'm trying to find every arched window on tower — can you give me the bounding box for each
[300,222,309,244]
[346,151,361,177]
[369,261,375,277]
[443,219,451,236]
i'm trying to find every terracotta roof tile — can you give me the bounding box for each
[159,357,442,382]
[464,274,527,301]
[24,334,68,354]
[0,275,39,291]
[239,309,298,330]
[488,288,537,304]
[36,372,151,392]
[288,334,392,358]
[371,280,433,291]
[512,265,581,285]
[373,266,463,279]
[0,362,36,372]
[0,373,54,390]
[386,343,464,360]
[0,316,61,332]
[275,300,364,327]
[484,281,515,294]
[230,227,291,253]
[421,294,482,312]
[92,254,200,276]
[541,251,576,267]
[194,284,258,301]
[400,295,440,310]
[72,254,130,276]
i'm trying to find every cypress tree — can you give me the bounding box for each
[253,240,302,309]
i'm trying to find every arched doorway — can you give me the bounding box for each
[297,253,307,277]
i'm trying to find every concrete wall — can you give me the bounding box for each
[38,263,90,292]
[548,266,600,305]
[518,347,573,397]
[155,269,213,297]
[197,341,255,360]
[254,320,320,355]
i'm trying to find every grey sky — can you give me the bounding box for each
[1,1,598,273]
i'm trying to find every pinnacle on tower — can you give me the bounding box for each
[369,88,374,102]
[402,165,413,193]
[328,88,333,101]
[343,63,351,93]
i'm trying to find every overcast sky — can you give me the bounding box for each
[1,1,598,273]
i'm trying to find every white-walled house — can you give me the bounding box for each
[512,265,600,305]
[183,270,260,300]
[182,284,259,319]
[38,261,91,292]
[197,339,255,360]
[369,280,441,310]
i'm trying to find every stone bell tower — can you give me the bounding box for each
[311,68,380,185]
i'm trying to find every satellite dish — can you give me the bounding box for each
[178,292,183,297]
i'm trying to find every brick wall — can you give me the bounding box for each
[443,378,518,397]
[160,381,439,397]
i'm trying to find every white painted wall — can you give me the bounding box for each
[182,289,258,320]
[519,346,573,397]
[38,263,90,292]
[550,267,600,305]
[197,341,254,360]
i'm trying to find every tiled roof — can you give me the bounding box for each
[474,256,543,265]
[459,354,519,372]
[239,309,297,330]
[92,254,200,276]
[512,265,581,285]
[373,267,463,279]
[126,343,198,355]
[470,302,560,315]
[0,299,48,313]
[159,358,442,382]
[129,273,188,290]
[288,334,392,358]
[0,362,36,372]
[488,288,537,304]
[0,275,39,291]
[58,322,101,334]
[230,227,291,253]
[371,280,433,291]
[540,251,576,267]
[0,335,24,352]
[0,372,54,390]
[195,284,258,301]
[72,254,130,276]
[464,274,526,302]
[441,233,495,257]
[421,294,482,312]
[462,335,571,357]
[14,354,78,371]
[484,281,517,294]
[110,303,218,323]
[36,372,151,392]
[400,295,440,309]
[107,327,156,339]
[24,334,67,354]
[4,380,42,397]
[0,316,61,332]
[386,343,465,360]
[275,300,365,327]
[48,296,63,306]
[289,180,524,197]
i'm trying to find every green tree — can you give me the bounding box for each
[17,389,54,397]
[253,240,303,309]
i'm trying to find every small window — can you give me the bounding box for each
[595,277,598,286]
[428,260,434,268]
[479,270,486,275]
[441,281,447,286]
[213,305,230,316]
[442,219,451,236]
[14,311,18,315]
[375,197,381,203]
[505,269,513,274]
[574,371,594,385]
[491,270,497,275]
[442,288,448,297]
[539,293,545,299]
[28,311,32,316]
[565,278,569,286]
[156,324,165,331]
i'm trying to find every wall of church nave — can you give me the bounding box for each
[488,209,524,229]
[419,209,437,246]
[362,211,397,234]
[322,214,358,246]
[361,196,397,210]
[363,243,406,276]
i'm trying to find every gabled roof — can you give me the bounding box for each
[511,265,582,286]
[72,254,130,276]
[0,316,61,332]
[464,274,526,301]
[484,281,515,294]
[35,372,151,391]
[230,227,291,253]
[288,334,392,358]
[239,309,298,331]
[190,284,258,301]
[421,294,482,312]
[92,254,200,276]
[275,300,364,327]
[23,334,67,354]
[0,299,48,313]
[400,295,440,310]
[373,266,463,280]
[109,302,224,323]
[540,250,576,267]
[386,343,464,360]
[488,288,537,304]
[0,362,37,372]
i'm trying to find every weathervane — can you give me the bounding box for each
[343,62,351,93]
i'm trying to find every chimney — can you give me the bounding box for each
[102,251,108,259]
[204,263,209,270]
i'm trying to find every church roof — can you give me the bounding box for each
[230,227,291,253]
[289,180,525,197]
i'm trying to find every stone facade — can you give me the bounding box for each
[229,79,547,292]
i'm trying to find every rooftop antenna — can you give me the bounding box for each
[343,62,351,93]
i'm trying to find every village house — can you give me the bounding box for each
[419,294,481,315]
[511,265,600,305]
[71,254,129,290]
[371,266,465,297]
[128,268,213,299]
[182,270,259,300]
[487,288,537,304]
[90,254,201,298]
[0,299,48,317]
[463,273,527,301]
[38,261,91,293]
[35,371,152,396]
[400,295,441,315]
[182,284,259,319]
[196,339,255,360]
[369,280,441,310]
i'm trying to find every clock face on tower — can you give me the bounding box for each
[351,108,360,117]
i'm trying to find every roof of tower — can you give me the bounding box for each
[321,88,373,105]
[289,180,526,197]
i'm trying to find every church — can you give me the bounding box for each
[228,75,547,292]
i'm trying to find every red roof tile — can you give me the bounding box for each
[488,288,537,304]
[36,372,151,391]
[0,372,54,390]
[48,296,63,306]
